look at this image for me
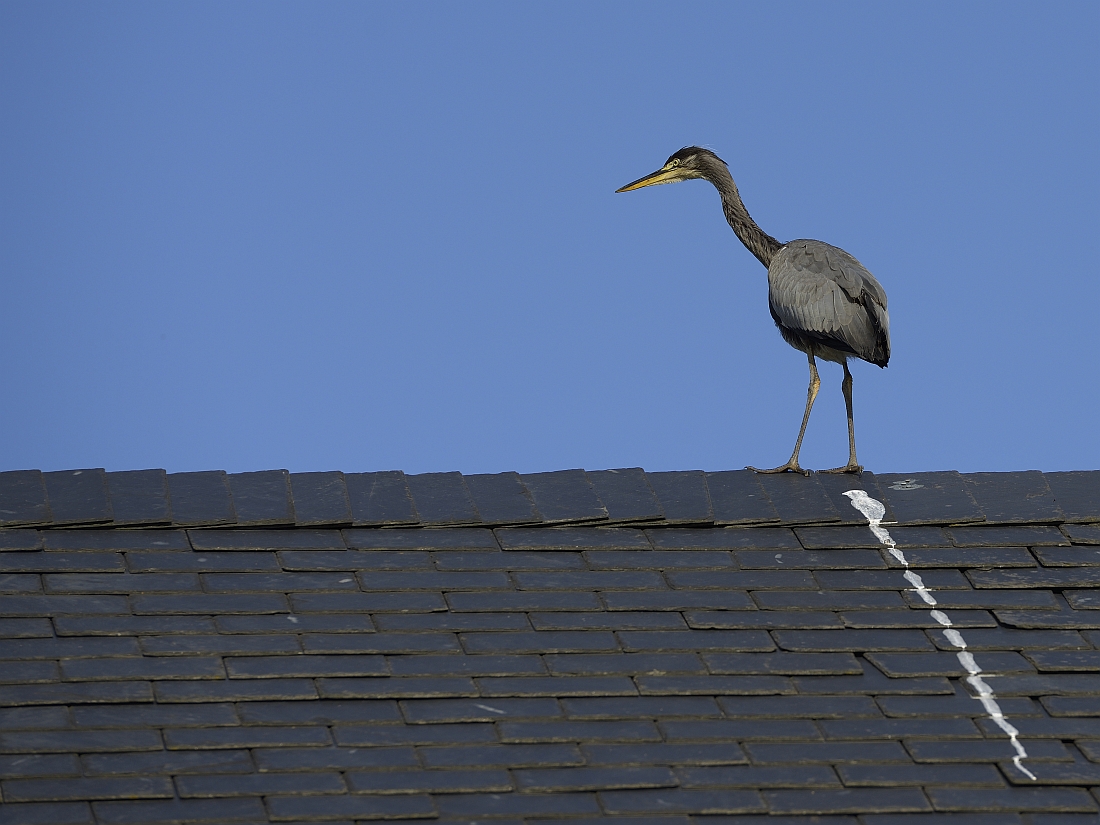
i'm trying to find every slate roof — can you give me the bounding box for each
[1,467,1100,825]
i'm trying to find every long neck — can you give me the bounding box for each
[706,163,783,268]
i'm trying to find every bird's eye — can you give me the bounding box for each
[669,158,681,168]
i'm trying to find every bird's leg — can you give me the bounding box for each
[821,361,863,474]
[749,353,819,476]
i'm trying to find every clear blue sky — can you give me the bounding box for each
[2,1,1097,476]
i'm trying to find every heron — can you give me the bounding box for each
[617,147,890,475]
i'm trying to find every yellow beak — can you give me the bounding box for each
[615,167,683,193]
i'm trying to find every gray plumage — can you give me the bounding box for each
[617,146,890,474]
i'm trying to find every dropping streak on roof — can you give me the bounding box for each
[1,466,1100,824]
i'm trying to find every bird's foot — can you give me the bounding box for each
[820,463,864,475]
[747,462,811,477]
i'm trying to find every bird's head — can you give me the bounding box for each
[616,146,728,192]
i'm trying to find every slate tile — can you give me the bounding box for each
[0,529,43,551]
[520,470,608,524]
[1066,590,1100,609]
[388,654,545,677]
[948,525,1069,547]
[837,763,1005,786]
[661,719,820,741]
[1024,650,1100,671]
[0,660,58,683]
[236,699,397,726]
[1036,547,1100,565]
[531,611,687,631]
[875,472,984,526]
[348,768,513,794]
[976,716,1100,738]
[816,569,970,590]
[877,689,1041,719]
[0,681,153,706]
[763,788,930,814]
[685,611,842,630]
[648,528,800,550]
[164,725,331,750]
[0,809,93,825]
[996,604,1100,630]
[126,550,279,572]
[753,590,907,610]
[603,590,755,611]
[619,630,773,652]
[646,470,714,525]
[44,571,199,593]
[189,528,345,551]
[0,573,41,593]
[166,471,236,527]
[433,550,583,570]
[91,797,266,824]
[419,743,584,768]
[0,753,81,778]
[434,791,599,817]
[0,637,139,660]
[775,629,935,652]
[561,696,721,719]
[290,471,352,526]
[1043,696,1100,717]
[405,472,481,526]
[0,470,51,527]
[266,793,436,821]
[902,589,1057,610]
[347,529,502,553]
[793,663,953,696]
[133,593,289,614]
[677,765,840,792]
[290,592,445,613]
[357,570,510,590]
[205,570,364,593]
[56,616,216,638]
[866,651,1033,677]
[587,468,664,523]
[400,697,562,723]
[515,765,675,791]
[925,787,1096,812]
[0,617,52,638]
[582,741,747,765]
[516,571,665,591]
[816,471,896,524]
[279,549,433,571]
[584,549,734,570]
[3,594,129,616]
[61,656,225,681]
[862,816,1012,825]
[0,706,71,730]
[1044,471,1100,523]
[600,788,765,815]
[46,530,189,551]
[544,652,704,675]
[464,471,541,525]
[905,739,1072,762]
[744,741,910,764]
[317,676,478,699]
[446,590,599,612]
[72,703,238,729]
[841,610,995,629]
[738,549,886,569]
[477,675,638,697]
[527,816,689,825]
[961,471,1063,525]
[499,719,660,743]
[754,472,841,525]
[1061,524,1100,545]
[704,652,861,675]
[253,745,417,771]
[104,470,171,526]
[496,526,648,551]
[635,675,792,696]
[303,634,460,655]
[226,470,295,526]
[226,654,386,679]
[218,614,375,634]
[374,612,529,632]
[717,695,879,718]
[889,547,1037,568]
[42,469,112,526]
[1001,749,1100,785]
[0,729,163,754]
[705,471,779,525]
[178,770,347,797]
[668,570,815,589]
[81,752,253,778]
[460,630,617,654]
[2,776,174,802]
[818,717,981,740]
[153,678,317,703]
[344,470,420,527]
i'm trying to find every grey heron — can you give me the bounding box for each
[617,147,890,474]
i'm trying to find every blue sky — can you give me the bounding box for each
[2,1,1097,476]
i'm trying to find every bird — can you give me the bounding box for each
[617,146,890,475]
